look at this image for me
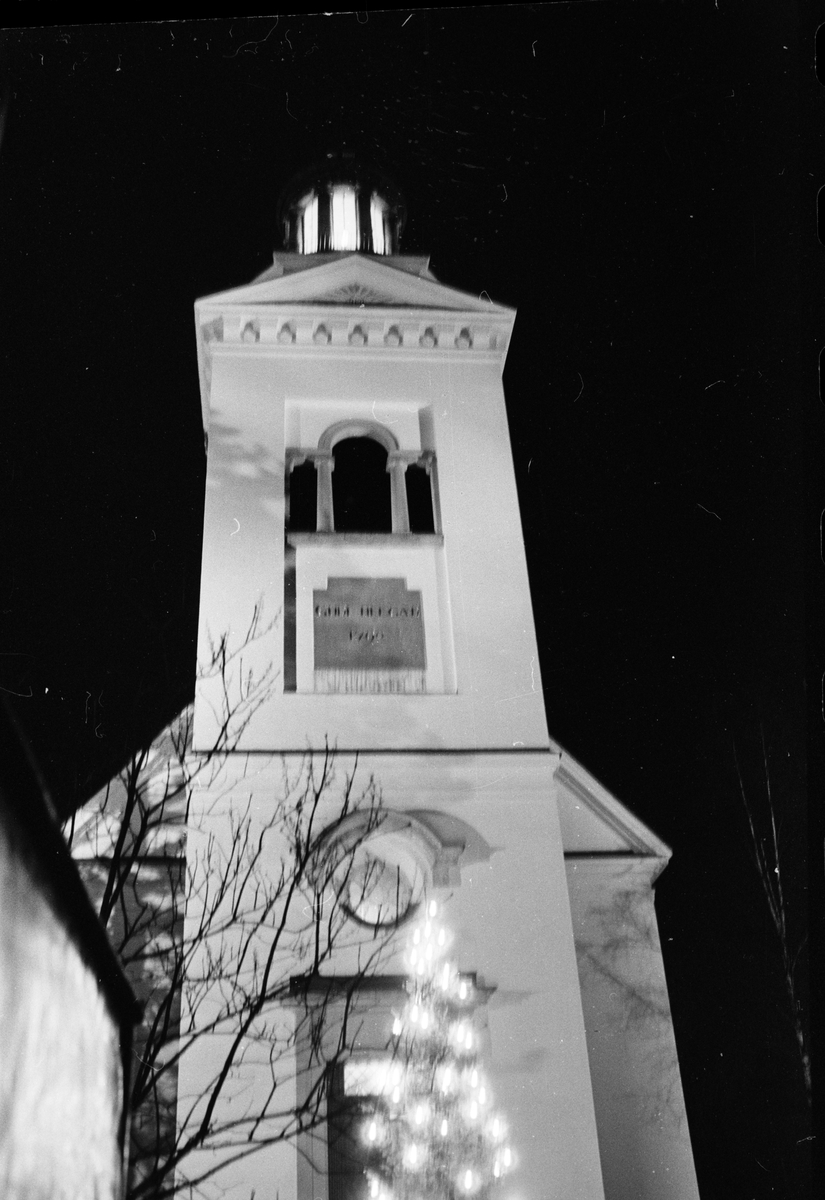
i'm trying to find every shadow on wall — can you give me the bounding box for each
[574,868,686,1136]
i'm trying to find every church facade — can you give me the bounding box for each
[77,161,700,1200]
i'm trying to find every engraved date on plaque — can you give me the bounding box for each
[313,578,426,671]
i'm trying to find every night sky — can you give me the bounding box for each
[1,7,819,1198]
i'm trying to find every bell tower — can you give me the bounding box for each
[193,156,549,756]
[182,158,698,1200]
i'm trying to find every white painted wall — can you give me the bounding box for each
[194,342,548,754]
[566,858,700,1200]
[0,817,124,1200]
[186,257,695,1200]
[175,749,606,1200]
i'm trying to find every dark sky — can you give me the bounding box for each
[1,7,819,1198]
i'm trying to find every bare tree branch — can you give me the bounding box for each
[66,608,402,1198]
[733,729,811,1103]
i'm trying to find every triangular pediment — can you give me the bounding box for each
[553,753,671,858]
[196,253,514,316]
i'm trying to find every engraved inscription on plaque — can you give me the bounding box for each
[313,577,426,693]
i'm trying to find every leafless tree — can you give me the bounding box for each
[64,607,401,1199]
[734,727,811,1104]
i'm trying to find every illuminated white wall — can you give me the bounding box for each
[0,818,124,1200]
[175,749,606,1200]
[194,295,548,754]
[566,859,700,1200]
[184,254,695,1200]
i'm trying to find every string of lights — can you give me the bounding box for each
[359,901,514,1200]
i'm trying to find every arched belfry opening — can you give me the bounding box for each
[286,420,436,537]
[284,417,442,694]
[331,437,392,534]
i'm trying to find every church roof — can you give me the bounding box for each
[196,251,514,315]
[553,749,671,860]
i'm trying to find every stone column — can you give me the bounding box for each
[387,452,410,533]
[315,451,335,532]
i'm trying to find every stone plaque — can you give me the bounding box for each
[313,578,426,673]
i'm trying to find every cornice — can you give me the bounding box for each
[200,308,510,352]
[194,255,516,430]
[195,304,514,427]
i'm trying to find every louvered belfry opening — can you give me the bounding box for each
[277,154,406,255]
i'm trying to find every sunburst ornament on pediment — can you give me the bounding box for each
[316,282,392,305]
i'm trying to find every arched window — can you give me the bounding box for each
[331,437,392,533]
[310,808,470,929]
[286,420,438,535]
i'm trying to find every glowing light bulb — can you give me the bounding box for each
[455,1023,465,1044]
[368,1121,377,1142]
[408,1144,418,1166]
[470,1069,478,1088]
[438,928,446,946]
[424,921,431,939]
[440,1118,448,1136]
[493,1161,501,1179]
[392,1086,401,1104]
[371,1179,380,1197]
[459,980,467,1000]
[503,1147,512,1168]
[420,1010,429,1030]
[415,1105,425,1125]
[441,963,450,989]
[413,928,421,945]
[441,1066,452,1092]
[492,1118,501,1138]
[410,948,418,966]
[392,1017,402,1036]
[470,1101,479,1119]
[425,943,433,960]
[478,1087,487,1104]
[464,1029,473,1049]
[416,960,425,975]
[464,1169,473,1190]
[428,900,438,917]
[392,1065,402,1085]
[411,1004,419,1023]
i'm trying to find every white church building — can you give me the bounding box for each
[75,157,700,1200]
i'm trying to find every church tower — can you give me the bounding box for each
[181,157,699,1200]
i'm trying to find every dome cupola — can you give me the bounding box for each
[277,153,406,256]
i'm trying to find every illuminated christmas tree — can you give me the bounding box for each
[358,901,514,1200]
